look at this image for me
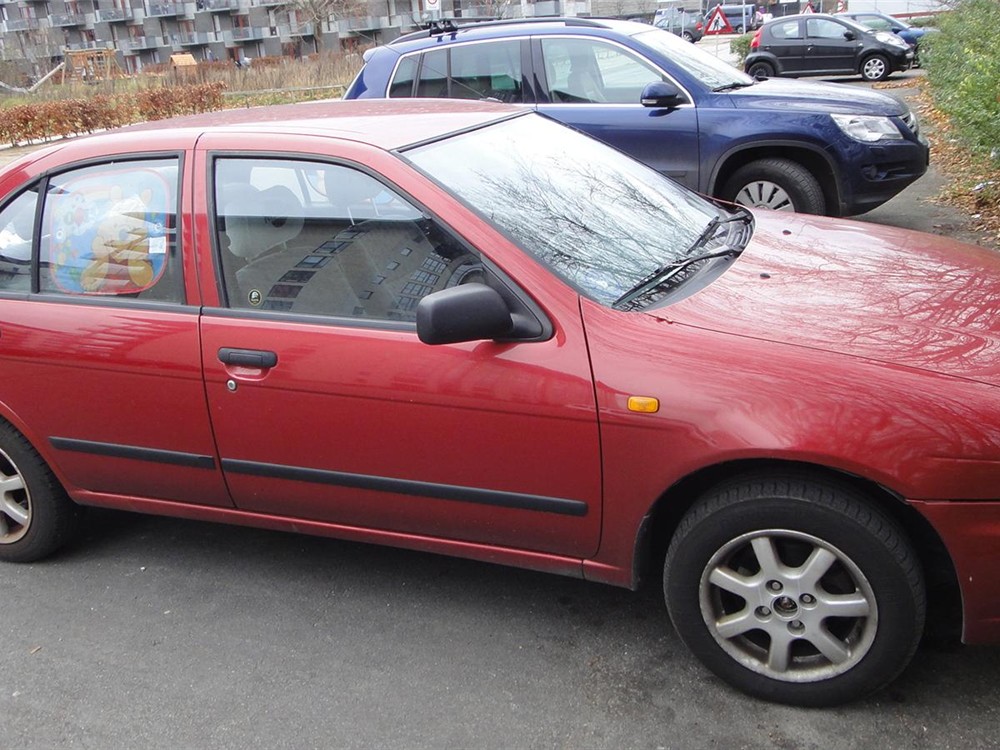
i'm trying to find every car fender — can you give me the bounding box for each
[705,137,842,204]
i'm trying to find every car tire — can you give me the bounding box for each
[735,24,745,34]
[746,61,774,79]
[721,158,826,214]
[663,473,925,707]
[682,31,694,42]
[860,54,890,82]
[0,421,81,563]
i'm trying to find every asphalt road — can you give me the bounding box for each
[3,509,1000,749]
[2,63,999,750]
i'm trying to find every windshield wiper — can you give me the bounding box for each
[712,81,756,92]
[612,212,749,310]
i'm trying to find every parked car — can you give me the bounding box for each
[346,18,928,216]
[836,10,938,65]
[0,98,997,707]
[745,13,914,82]
[653,7,704,42]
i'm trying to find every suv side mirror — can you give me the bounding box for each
[641,81,684,109]
[843,30,856,40]
[416,283,514,345]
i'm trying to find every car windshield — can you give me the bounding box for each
[404,114,728,307]
[632,28,754,90]
[838,16,874,34]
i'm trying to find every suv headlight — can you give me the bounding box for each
[831,114,904,142]
[875,31,910,48]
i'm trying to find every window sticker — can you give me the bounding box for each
[47,169,172,295]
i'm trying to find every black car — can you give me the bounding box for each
[744,13,914,82]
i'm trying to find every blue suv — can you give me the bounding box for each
[345,18,928,216]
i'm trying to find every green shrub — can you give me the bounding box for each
[923,0,1000,159]
[730,32,753,65]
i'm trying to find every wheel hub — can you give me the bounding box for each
[698,529,879,683]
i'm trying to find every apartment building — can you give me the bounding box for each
[0,0,606,77]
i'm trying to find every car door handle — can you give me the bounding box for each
[218,347,278,369]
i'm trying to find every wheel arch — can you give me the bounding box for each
[709,143,842,216]
[635,458,963,642]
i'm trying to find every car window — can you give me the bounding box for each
[394,42,523,102]
[407,114,721,308]
[632,28,753,89]
[388,55,418,97]
[541,38,664,105]
[0,189,38,292]
[416,48,448,97]
[770,20,803,40]
[806,19,850,40]
[855,15,892,31]
[37,159,182,301]
[213,158,483,321]
[450,41,523,102]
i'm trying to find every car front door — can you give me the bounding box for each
[532,36,701,191]
[194,140,603,560]
[803,17,861,75]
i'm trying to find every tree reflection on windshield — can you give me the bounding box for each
[406,114,720,306]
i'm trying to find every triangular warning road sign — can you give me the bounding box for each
[802,1,815,13]
[704,4,734,34]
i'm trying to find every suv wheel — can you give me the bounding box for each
[860,54,890,82]
[722,158,826,214]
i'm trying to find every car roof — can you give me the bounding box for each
[386,17,651,54]
[763,12,842,23]
[83,99,526,153]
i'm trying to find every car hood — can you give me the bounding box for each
[728,78,906,116]
[656,212,1000,387]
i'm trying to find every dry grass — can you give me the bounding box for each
[0,51,363,108]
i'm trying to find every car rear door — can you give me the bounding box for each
[531,35,701,191]
[193,134,603,561]
[0,147,232,508]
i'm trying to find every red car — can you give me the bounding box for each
[0,100,996,706]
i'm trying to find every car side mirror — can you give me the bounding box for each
[641,81,684,109]
[416,283,514,345]
[844,30,856,40]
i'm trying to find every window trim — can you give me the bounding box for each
[205,149,550,341]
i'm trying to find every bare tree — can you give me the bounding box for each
[282,0,367,52]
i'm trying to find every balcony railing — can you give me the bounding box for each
[118,35,164,51]
[196,0,240,10]
[66,40,108,50]
[179,30,217,45]
[3,18,41,30]
[227,25,266,41]
[145,1,183,17]
[94,7,133,22]
[49,12,89,26]
[278,21,314,39]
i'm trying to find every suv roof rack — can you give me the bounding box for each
[390,16,609,46]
